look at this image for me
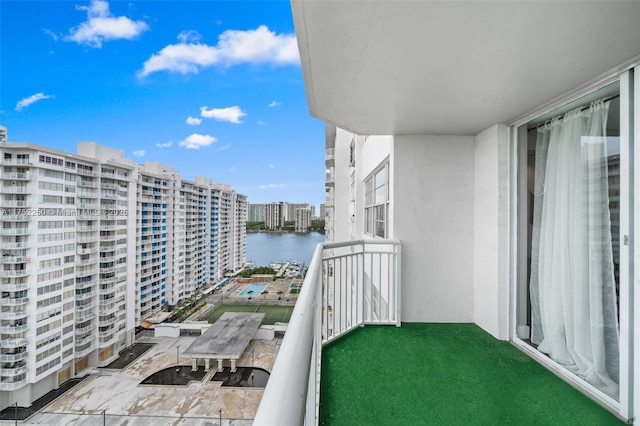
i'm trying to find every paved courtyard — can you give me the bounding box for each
[18,335,279,425]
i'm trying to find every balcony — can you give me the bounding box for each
[2,228,29,236]
[0,351,28,363]
[254,240,622,426]
[1,283,28,292]
[2,172,30,180]
[1,186,29,194]
[1,255,30,263]
[0,338,28,348]
[0,214,30,222]
[0,269,28,278]
[0,365,27,376]
[0,324,28,333]
[0,378,27,390]
[0,241,29,249]
[0,296,29,306]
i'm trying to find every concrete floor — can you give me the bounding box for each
[18,335,279,426]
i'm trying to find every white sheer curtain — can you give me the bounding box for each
[529,100,619,399]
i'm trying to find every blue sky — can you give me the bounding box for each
[0,0,325,209]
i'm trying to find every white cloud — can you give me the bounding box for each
[268,164,276,168]
[177,30,202,43]
[186,116,202,126]
[257,121,266,126]
[259,183,286,189]
[156,141,173,148]
[200,105,246,124]
[15,93,53,111]
[132,150,145,157]
[139,25,298,77]
[268,100,281,108]
[43,28,60,41]
[178,133,216,149]
[214,143,231,152]
[66,0,149,48]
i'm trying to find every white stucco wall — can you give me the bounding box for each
[394,135,475,322]
[331,128,354,242]
[473,124,510,340]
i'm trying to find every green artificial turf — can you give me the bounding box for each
[206,304,293,325]
[320,323,624,425]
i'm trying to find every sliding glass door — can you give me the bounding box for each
[514,70,634,418]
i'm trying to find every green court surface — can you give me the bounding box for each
[206,305,293,325]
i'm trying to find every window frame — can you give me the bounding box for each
[364,161,389,238]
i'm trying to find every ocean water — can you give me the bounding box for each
[246,232,327,268]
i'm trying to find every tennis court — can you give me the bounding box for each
[206,305,293,325]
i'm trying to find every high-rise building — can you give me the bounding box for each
[248,203,266,222]
[0,141,137,408]
[294,206,312,232]
[0,136,246,410]
[265,202,284,230]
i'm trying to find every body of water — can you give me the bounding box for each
[246,232,326,268]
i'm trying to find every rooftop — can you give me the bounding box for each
[19,335,278,425]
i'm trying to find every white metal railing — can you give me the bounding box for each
[254,239,401,426]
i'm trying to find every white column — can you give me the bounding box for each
[204,358,210,372]
[217,359,223,372]
[192,358,198,371]
[230,359,236,372]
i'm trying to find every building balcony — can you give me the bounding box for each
[0,365,27,377]
[0,255,30,264]
[1,186,29,194]
[77,247,97,255]
[0,351,28,362]
[1,158,32,165]
[1,283,28,292]
[0,214,30,222]
[0,270,28,278]
[1,201,28,208]
[2,172,30,180]
[76,169,97,177]
[0,312,28,322]
[77,235,99,243]
[2,228,29,236]
[75,343,95,358]
[76,310,96,322]
[0,378,27,391]
[76,280,96,291]
[0,338,28,348]
[0,324,28,334]
[253,239,621,426]
[75,291,94,302]
[0,241,28,250]
[0,296,29,306]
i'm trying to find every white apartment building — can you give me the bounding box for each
[0,141,136,410]
[0,139,246,411]
[206,181,247,279]
[248,203,267,222]
[294,206,312,232]
[255,1,640,424]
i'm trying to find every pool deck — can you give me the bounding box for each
[16,334,279,426]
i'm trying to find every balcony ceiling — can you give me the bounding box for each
[292,0,640,135]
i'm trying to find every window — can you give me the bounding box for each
[364,161,389,238]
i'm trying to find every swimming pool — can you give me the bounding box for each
[240,283,267,297]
